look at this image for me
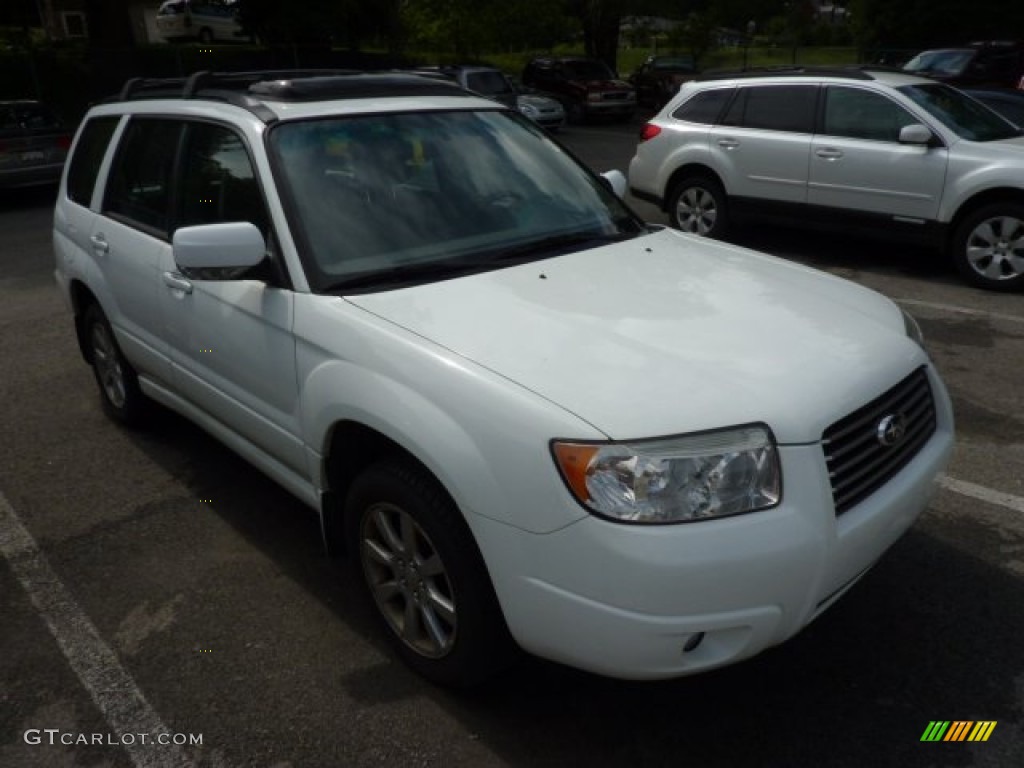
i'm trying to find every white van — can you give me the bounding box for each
[155,0,245,43]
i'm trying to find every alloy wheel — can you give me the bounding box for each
[676,187,718,235]
[965,215,1024,282]
[360,502,457,658]
[90,323,127,409]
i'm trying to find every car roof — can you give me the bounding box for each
[95,70,496,124]
[693,66,935,88]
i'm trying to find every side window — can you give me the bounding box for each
[66,116,119,206]
[672,88,734,124]
[739,85,818,133]
[823,87,918,142]
[178,122,268,235]
[104,118,183,234]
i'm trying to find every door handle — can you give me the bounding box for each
[162,271,193,295]
[89,233,109,255]
[815,148,844,160]
[717,138,740,149]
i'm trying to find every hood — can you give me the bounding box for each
[345,230,924,443]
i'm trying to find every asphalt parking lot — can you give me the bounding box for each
[2,120,1023,768]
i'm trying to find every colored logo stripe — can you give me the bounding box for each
[945,721,972,741]
[921,721,949,741]
[968,722,997,742]
[920,721,997,742]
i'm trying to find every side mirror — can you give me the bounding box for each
[173,222,266,275]
[601,169,628,198]
[899,123,933,145]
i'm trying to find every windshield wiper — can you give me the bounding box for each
[323,231,641,294]
[323,260,483,293]
[485,230,637,262]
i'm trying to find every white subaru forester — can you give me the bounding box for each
[54,71,954,686]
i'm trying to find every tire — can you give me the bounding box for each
[668,175,729,238]
[951,202,1024,291]
[83,304,149,426]
[345,460,517,687]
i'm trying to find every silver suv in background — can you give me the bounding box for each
[628,67,1024,291]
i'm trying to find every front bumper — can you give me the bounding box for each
[471,367,954,680]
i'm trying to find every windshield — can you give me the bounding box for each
[898,83,1023,141]
[563,60,616,81]
[903,50,973,77]
[269,110,643,292]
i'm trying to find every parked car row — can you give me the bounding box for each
[628,67,1024,291]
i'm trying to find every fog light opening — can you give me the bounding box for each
[682,632,705,654]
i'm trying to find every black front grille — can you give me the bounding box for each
[822,367,936,516]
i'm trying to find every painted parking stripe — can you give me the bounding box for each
[940,475,1024,514]
[0,492,195,768]
[897,298,1024,326]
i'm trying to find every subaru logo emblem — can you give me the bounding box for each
[876,414,907,447]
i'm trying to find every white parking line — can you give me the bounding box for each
[0,492,195,768]
[897,298,1024,326]
[940,475,1024,514]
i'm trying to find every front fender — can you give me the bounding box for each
[295,296,601,534]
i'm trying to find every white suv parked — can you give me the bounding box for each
[628,67,1024,291]
[54,70,953,686]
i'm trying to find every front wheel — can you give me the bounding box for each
[951,203,1024,291]
[668,175,729,238]
[345,460,516,686]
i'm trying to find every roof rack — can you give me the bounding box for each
[695,66,880,82]
[105,70,475,123]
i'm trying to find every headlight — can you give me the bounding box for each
[518,103,539,117]
[552,425,781,524]
[901,307,925,349]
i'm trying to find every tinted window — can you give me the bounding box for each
[178,122,268,235]
[67,116,119,206]
[104,119,182,233]
[732,85,817,132]
[562,60,615,80]
[672,88,733,124]
[465,71,513,96]
[823,87,918,142]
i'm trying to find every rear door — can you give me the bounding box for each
[708,84,817,204]
[808,85,948,222]
[94,117,183,386]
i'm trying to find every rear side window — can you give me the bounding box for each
[66,117,119,206]
[104,118,183,234]
[721,85,818,133]
[672,88,734,124]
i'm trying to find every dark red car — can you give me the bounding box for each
[629,55,697,108]
[521,57,636,123]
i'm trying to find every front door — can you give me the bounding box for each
[808,85,949,222]
[159,121,305,475]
